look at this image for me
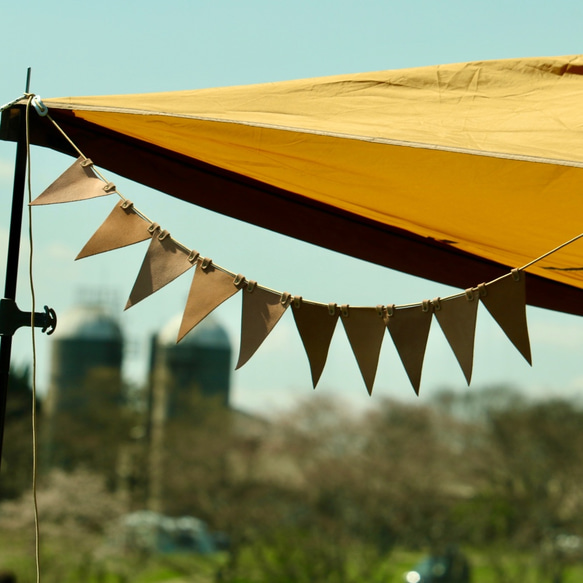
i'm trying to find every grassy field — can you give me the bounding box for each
[3,532,583,583]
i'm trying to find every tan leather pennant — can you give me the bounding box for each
[433,292,479,385]
[479,270,532,365]
[386,302,433,395]
[178,263,242,342]
[291,299,340,389]
[340,305,387,396]
[125,231,194,310]
[31,157,116,205]
[76,200,151,259]
[236,286,292,370]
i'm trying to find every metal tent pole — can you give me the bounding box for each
[0,71,31,472]
[0,71,56,473]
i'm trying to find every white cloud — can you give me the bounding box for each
[0,158,14,183]
[0,228,7,274]
[528,318,583,351]
[44,241,76,261]
[256,317,299,352]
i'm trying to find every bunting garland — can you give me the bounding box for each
[433,291,480,385]
[386,302,434,395]
[31,157,116,205]
[76,200,150,259]
[236,287,292,370]
[340,306,387,396]
[478,270,532,365]
[125,228,195,310]
[178,260,242,342]
[32,151,547,397]
[291,300,339,389]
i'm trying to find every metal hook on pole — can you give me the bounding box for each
[0,300,57,337]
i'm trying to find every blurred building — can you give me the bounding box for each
[44,304,125,472]
[45,304,124,416]
[149,313,232,416]
[146,314,232,511]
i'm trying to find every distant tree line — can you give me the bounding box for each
[2,373,583,582]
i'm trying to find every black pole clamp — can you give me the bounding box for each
[0,298,57,337]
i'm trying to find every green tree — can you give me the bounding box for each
[0,366,40,501]
[451,389,583,583]
[44,367,134,488]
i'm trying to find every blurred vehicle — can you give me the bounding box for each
[404,546,470,583]
[112,510,218,554]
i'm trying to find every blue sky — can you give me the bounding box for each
[2,1,583,414]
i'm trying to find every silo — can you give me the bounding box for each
[151,313,232,416]
[44,304,124,473]
[47,304,123,415]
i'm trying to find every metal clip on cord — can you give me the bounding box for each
[31,96,48,117]
[0,299,57,337]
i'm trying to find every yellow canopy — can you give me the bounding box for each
[4,55,583,314]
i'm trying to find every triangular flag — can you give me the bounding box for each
[31,157,116,205]
[76,200,151,259]
[178,263,242,342]
[433,292,479,385]
[292,300,339,388]
[340,306,387,396]
[386,302,433,395]
[236,286,291,370]
[479,270,532,365]
[125,231,195,309]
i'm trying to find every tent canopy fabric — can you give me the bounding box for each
[3,55,583,315]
